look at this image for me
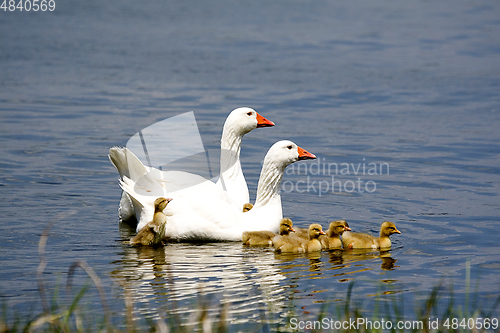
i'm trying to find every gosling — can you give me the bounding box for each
[242,218,295,246]
[275,223,325,253]
[242,203,254,212]
[319,220,351,250]
[129,197,173,246]
[342,221,401,250]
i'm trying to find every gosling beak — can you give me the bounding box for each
[290,226,296,233]
[394,228,401,234]
[256,112,275,128]
[344,226,352,231]
[319,230,326,235]
[297,146,316,160]
[166,198,174,203]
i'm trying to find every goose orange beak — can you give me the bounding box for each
[297,146,316,160]
[256,112,275,128]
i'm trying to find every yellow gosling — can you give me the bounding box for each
[242,218,295,246]
[242,203,254,212]
[342,221,401,250]
[130,197,172,246]
[275,223,325,253]
[305,224,326,252]
[319,220,351,250]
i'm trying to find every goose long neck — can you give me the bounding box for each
[219,126,243,178]
[254,161,285,207]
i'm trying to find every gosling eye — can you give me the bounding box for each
[247,111,253,116]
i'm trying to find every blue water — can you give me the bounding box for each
[1,0,499,329]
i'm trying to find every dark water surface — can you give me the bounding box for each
[1,0,499,329]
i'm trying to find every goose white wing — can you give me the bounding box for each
[120,172,243,235]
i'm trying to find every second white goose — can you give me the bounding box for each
[120,140,316,241]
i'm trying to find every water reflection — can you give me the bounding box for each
[341,249,399,271]
[111,231,288,324]
[111,225,402,325]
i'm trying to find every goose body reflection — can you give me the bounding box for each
[113,240,287,324]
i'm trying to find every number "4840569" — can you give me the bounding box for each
[1,0,55,11]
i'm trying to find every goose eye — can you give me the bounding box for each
[247,111,253,116]
[287,145,292,150]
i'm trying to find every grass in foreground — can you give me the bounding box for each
[1,222,498,332]
[2,257,499,332]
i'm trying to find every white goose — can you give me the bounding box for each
[109,107,274,221]
[119,140,316,241]
[215,107,275,208]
